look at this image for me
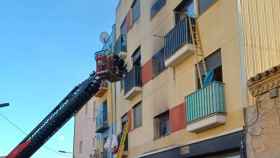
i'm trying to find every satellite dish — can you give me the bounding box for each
[99,32,110,44]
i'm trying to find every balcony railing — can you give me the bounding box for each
[186,81,225,123]
[124,65,142,95]
[114,34,127,54]
[164,17,193,61]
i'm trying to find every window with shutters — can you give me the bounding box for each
[96,101,108,132]
[152,48,165,77]
[120,19,128,36]
[198,0,217,15]
[151,0,166,18]
[154,111,170,139]
[131,0,140,23]
[133,102,142,129]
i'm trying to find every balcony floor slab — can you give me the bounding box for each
[165,44,195,67]
[124,87,142,100]
[186,114,226,133]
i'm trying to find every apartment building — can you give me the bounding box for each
[75,0,280,158]
[74,98,97,158]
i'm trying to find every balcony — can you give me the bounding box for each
[95,81,108,97]
[164,17,195,67]
[96,105,109,133]
[185,81,226,132]
[124,65,142,100]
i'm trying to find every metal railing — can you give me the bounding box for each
[124,65,142,94]
[186,81,225,123]
[164,17,193,60]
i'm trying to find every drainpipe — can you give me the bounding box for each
[236,0,248,112]
[110,82,118,158]
[236,0,248,157]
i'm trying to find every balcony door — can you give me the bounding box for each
[174,0,195,24]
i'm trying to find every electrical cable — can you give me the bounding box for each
[0,112,71,157]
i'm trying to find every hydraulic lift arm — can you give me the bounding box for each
[6,53,126,158]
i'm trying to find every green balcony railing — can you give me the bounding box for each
[186,81,225,123]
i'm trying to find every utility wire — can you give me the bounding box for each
[0,112,71,157]
[0,113,27,135]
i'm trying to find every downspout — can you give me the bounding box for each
[109,82,118,158]
[236,0,248,157]
[236,0,248,117]
[110,82,114,158]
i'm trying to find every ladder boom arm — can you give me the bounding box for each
[6,73,101,158]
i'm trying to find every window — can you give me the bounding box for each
[124,47,142,94]
[79,141,83,154]
[198,0,217,15]
[174,0,195,24]
[154,111,170,139]
[151,0,166,18]
[197,49,222,88]
[132,0,141,23]
[96,101,108,130]
[133,102,142,129]
[102,101,108,123]
[120,19,128,36]
[152,48,165,77]
[132,47,141,66]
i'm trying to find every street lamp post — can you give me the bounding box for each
[0,103,9,108]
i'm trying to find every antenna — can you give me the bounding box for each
[99,32,110,45]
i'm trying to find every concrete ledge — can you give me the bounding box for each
[124,87,142,100]
[164,44,195,67]
[187,114,226,133]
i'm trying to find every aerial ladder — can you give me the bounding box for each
[6,52,126,158]
[187,16,208,87]
[116,121,129,158]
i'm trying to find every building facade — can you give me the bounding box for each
[74,98,97,158]
[74,0,280,158]
[114,0,244,157]
[246,65,280,158]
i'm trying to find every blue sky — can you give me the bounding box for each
[0,0,117,157]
